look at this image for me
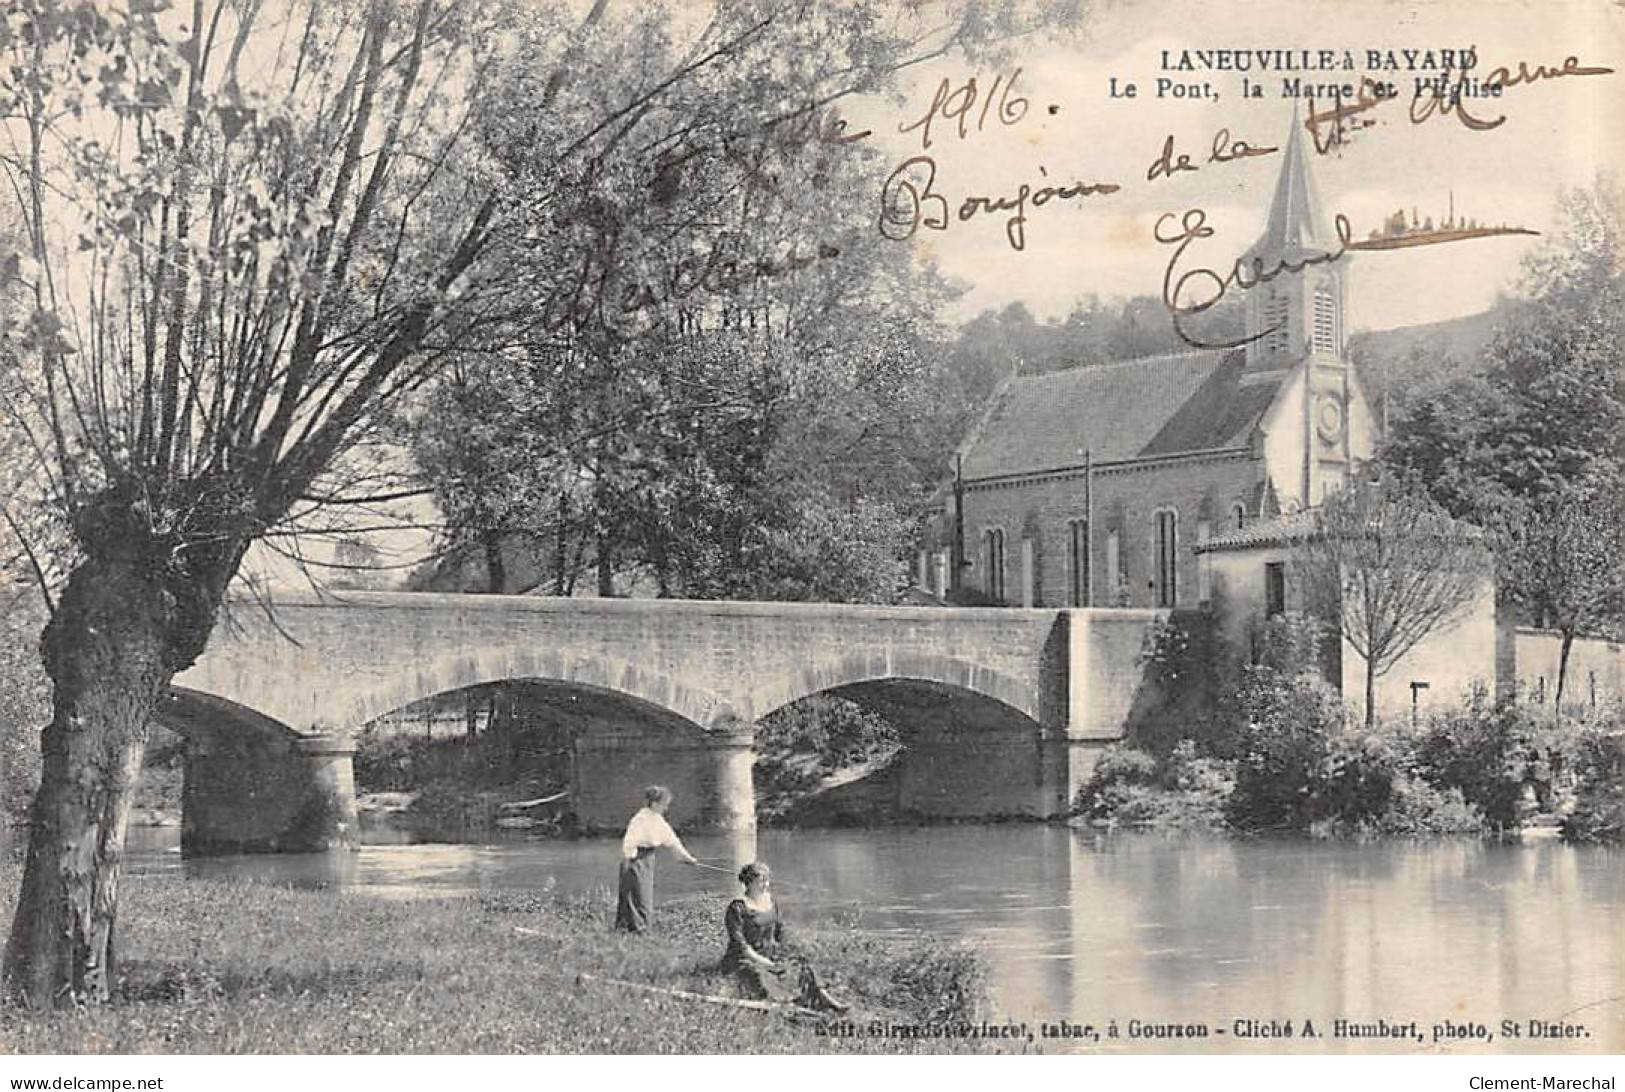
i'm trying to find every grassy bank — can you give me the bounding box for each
[0,863,996,1054]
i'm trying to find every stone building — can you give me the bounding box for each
[927,119,1378,614]
[923,119,1625,722]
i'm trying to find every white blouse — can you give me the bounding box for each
[621,807,687,860]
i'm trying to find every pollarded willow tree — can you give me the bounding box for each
[0,0,1069,1007]
[1289,473,1489,728]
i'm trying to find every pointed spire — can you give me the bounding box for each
[1244,110,1331,262]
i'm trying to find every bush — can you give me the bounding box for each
[1561,717,1625,843]
[1369,777,1487,835]
[1412,695,1543,828]
[1226,669,1347,831]
[1129,612,1233,759]
[1563,782,1624,843]
[1073,743,1231,830]
[1317,732,1404,828]
[1084,745,1159,791]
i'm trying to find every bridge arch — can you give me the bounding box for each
[157,687,355,856]
[751,654,1062,823]
[159,686,306,745]
[341,648,757,836]
[335,645,741,734]
[751,651,1043,727]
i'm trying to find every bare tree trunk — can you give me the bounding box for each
[596,535,613,598]
[3,560,177,1007]
[554,495,569,596]
[1365,658,1377,730]
[483,532,507,594]
[1554,630,1575,725]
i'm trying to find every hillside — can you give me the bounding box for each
[1349,307,1504,408]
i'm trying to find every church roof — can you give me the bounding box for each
[958,348,1272,480]
[1241,112,1333,266]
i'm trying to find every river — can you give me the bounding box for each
[115,824,1624,1053]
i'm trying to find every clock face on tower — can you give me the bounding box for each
[1316,394,1345,444]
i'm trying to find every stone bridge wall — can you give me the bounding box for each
[176,592,1069,734]
[164,592,1166,849]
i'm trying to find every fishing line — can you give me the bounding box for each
[690,857,866,925]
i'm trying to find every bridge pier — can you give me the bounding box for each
[897,732,1095,820]
[573,725,756,834]
[182,730,358,855]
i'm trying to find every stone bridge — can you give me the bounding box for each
[162,591,1165,853]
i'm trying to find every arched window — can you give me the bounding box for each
[1230,502,1247,530]
[1153,509,1178,608]
[1106,530,1122,603]
[1196,518,1212,602]
[982,528,1006,601]
[1067,518,1090,607]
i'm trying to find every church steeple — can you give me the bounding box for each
[1241,110,1348,373]
[1246,107,1332,262]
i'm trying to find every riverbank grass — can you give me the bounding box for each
[0,863,993,1053]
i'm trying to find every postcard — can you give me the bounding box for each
[0,0,1619,1066]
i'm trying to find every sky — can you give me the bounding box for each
[849,0,1624,331]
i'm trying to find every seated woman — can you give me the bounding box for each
[721,862,848,1013]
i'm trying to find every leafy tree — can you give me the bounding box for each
[1496,476,1625,718]
[0,0,1063,1006]
[1380,179,1625,706]
[1290,473,1489,728]
[1383,178,1624,513]
[411,215,951,601]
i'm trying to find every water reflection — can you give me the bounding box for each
[115,825,1624,1053]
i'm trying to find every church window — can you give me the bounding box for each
[1313,284,1338,354]
[983,528,1006,601]
[1068,518,1090,607]
[1106,530,1122,601]
[1153,509,1178,608]
[1230,502,1247,530]
[1196,519,1212,602]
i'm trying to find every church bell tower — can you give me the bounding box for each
[1241,113,1357,509]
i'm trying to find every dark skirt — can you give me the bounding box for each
[735,961,804,1004]
[615,851,655,932]
[733,958,835,1009]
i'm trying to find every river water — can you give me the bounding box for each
[120,824,1622,1053]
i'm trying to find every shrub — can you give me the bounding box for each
[1371,777,1487,835]
[1226,669,1346,831]
[1245,613,1327,677]
[1412,696,1542,828]
[1165,740,1235,799]
[1073,743,1231,830]
[1561,716,1625,844]
[1317,732,1404,828]
[1129,612,1233,759]
[1562,782,1624,843]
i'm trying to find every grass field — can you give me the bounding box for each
[0,862,1001,1054]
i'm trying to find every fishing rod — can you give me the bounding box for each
[689,857,865,923]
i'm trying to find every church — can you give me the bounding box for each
[925,118,1379,615]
